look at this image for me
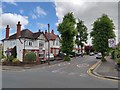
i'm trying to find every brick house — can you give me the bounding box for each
[45,29,61,56]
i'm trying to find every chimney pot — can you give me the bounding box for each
[51,29,54,34]
[39,29,41,32]
[45,30,47,34]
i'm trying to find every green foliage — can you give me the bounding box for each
[90,14,116,61]
[58,12,77,55]
[12,58,19,63]
[75,19,88,53]
[7,55,14,62]
[25,52,36,62]
[64,55,70,61]
[0,50,6,58]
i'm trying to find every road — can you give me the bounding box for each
[2,55,118,88]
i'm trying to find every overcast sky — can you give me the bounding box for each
[54,1,118,44]
[0,0,119,44]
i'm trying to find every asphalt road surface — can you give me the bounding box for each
[2,55,118,88]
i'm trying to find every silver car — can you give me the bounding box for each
[46,53,54,61]
[96,53,102,59]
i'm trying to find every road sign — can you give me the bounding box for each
[108,38,116,48]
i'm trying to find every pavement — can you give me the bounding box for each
[2,60,64,71]
[89,56,120,81]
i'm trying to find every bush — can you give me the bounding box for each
[7,55,14,62]
[12,58,19,63]
[116,59,120,65]
[25,52,36,62]
[64,55,70,61]
[12,58,20,65]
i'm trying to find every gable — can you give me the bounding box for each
[38,34,47,41]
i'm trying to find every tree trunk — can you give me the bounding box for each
[81,45,83,57]
[101,52,106,62]
[78,45,80,53]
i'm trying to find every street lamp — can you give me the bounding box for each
[48,24,50,65]
[23,39,27,64]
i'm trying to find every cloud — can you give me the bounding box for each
[0,7,2,14]
[37,23,47,29]
[31,6,47,19]
[20,9,24,14]
[31,14,37,19]
[2,0,17,6]
[54,1,118,44]
[0,13,29,30]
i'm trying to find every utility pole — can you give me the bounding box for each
[48,24,50,65]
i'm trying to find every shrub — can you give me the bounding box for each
[12,58,20,65]
[64,55,70,61]
[7,55,14,62]
[116,59,120,65]
[25,52,36,62]
[12,58,19,63]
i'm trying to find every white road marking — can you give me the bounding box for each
[51,67,64,73]
[68,72,77,75]
[77,63,89,68]
[79,74,87,77]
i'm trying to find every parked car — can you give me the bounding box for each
[96,53,102,59]
[76,52,82,56]
[46,53,54,61]
[89,52,94,56]
[54,53,66,60]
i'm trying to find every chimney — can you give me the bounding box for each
[16,21,21,38]
[48,24,50,33]
[6,25,10,39]
[51,29,54,34]
[45,30,47,34]
[38,29,41,32]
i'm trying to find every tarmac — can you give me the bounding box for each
[1,56,120,81]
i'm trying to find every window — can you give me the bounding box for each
[29,42,32,46]
[39,43,44,47]
[56,41,59,46]
[39,53,44,58]
[53,40,55,45]
[25,41,33,46]
[56,49,59,54]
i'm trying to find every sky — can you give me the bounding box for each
[0,0,119,45]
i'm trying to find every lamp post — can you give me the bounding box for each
[23,39,26,64]
[48,24,50,65]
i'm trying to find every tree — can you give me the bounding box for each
[57,12,77,61]
[90,14,116,61]
[75,19,88,55]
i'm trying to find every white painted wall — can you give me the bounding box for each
[3,34,61,62]
[3,39,24,62]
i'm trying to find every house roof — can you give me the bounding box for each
[45,33,60,40]
[2,29,48,41]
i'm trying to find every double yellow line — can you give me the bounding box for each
[87,60,119,82]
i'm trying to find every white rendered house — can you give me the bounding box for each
[2,21,61,62]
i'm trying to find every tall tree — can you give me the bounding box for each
[57,12,77,61]
[75,19,88,55]
[90,14,116,61]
